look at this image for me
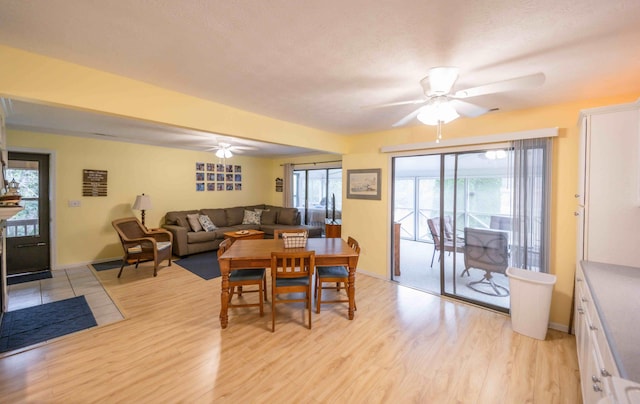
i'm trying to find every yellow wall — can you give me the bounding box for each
[8,129,274,265]
[3,45,640,329]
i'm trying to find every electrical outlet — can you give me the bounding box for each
[68,200,81,207]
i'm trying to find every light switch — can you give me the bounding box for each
[68,200,81,207]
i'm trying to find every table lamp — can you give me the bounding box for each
[132,193,152,227]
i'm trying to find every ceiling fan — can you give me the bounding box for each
[208,142,256,158]
[369,67,545,141]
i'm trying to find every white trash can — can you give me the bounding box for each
[506,267,557,340]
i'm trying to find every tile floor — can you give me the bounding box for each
[7,265,124,326]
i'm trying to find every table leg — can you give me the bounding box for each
[348,262,356,320]
[219,260,230,328]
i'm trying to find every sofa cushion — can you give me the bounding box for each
[165,210,199,226]
[201,208,227,227]
[242,209,261,225]
[176,217,189,228]
[226,207,245,226]
[260,209,276,225]
[187,230,218,243]
[277,208,299,225]
[199,215,217,232]
[187,214,203,232]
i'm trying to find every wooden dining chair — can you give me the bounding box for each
[273,228,308,239]
[270,250,315,332]
[217,238,267,316]
[315,236,360,314]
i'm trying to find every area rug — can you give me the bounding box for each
[92,260,123,271]
[7,270,53,286]
[175,251,221,280]
[0,296,97,353]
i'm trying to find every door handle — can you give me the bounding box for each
[17,242,47,248]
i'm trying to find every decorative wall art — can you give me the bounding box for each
[196,161,243,191]
[82,169,108,196]
[346,168,381,200]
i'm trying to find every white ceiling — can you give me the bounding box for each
[1,0,640,150]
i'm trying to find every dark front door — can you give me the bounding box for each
[5,152,50,275]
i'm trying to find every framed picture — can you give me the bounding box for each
[196,182,205,192]
[196,162,205,171]
[347,168,381,200]
[207,183,216,191]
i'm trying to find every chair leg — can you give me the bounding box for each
[461,266,471,277]
[430,249,436,267]
[258,282,264,317]
[316,279,322,313]
[263,277,268,301]
[117,261,126,278]
[307,288,312,329]
[271,285,276,332]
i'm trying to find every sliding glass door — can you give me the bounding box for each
[392,141,550,312]
[292,167,342,234]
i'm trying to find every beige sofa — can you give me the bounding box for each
[162,204,321,257]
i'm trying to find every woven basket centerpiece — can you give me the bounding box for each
[282,232,307,248]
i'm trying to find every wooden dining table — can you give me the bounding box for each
[217,237,359,328]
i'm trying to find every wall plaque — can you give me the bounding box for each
[83,169,108,196]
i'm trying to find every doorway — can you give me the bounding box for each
[5,152,51,276]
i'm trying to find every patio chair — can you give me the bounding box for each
[463,227,510,296]
[427,216,465,267]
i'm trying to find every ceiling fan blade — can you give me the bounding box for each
[230,145,257,151]
[449,100,490,118]
[362,99,425,109]
[423,66,459,96]
[392,106,424,127]
[452,72,545,99]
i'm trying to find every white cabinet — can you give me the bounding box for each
[575,264,618,403]
[576,100,640,404]
[579,102,640,267]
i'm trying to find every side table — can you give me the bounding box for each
[325,219,342,238]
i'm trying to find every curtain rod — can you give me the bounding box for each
[280,159,342,166]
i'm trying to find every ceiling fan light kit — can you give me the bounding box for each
[215,148,233,158]
[416,97,460,126]
[378,66,545,142]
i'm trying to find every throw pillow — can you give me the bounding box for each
[242,209,261,225]
[260,209,276,225]
[199,215,217,232]
[186,213,203,232]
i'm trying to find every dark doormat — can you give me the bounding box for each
[0,296,97,353]
[175,251,221,280]
[92,260,123,271]
[7,270,53,286]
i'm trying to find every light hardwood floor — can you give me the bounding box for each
[0,261,581,403]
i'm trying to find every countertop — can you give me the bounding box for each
[581,261,640,383]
